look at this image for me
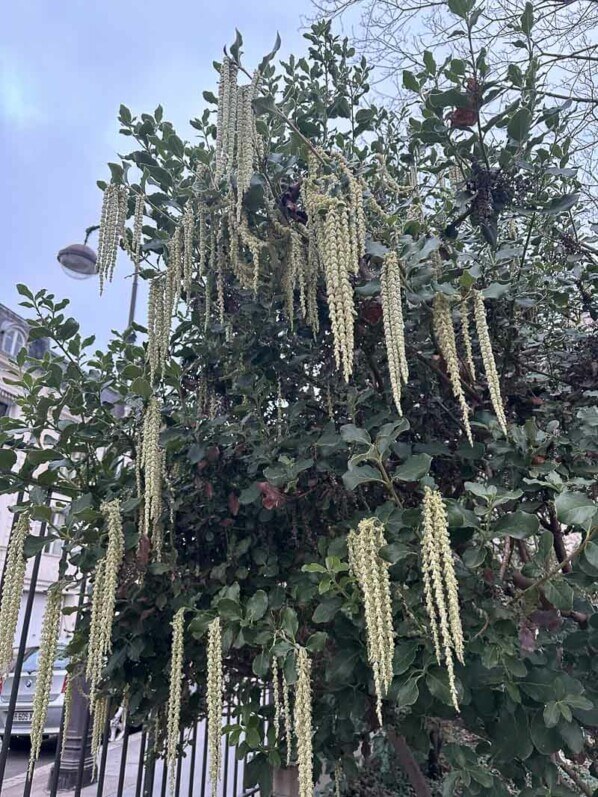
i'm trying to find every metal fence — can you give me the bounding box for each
[0,495,254,797]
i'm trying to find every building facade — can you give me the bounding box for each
[0,302,76,650]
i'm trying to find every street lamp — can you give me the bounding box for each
[57,243,98,279]
[57,238,139,331]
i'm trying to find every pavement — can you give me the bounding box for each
[2,724,245,797]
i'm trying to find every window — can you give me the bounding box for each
[45,508,66,555]
[1,326,27,357]
[0,401,9,417]
[22,645,69,673]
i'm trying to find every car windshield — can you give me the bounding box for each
[21,645,69,672]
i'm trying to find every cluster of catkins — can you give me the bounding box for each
[348,518,395,725]
[433,290,508,441]
[86,499,125,756]
[271,655,296,766]
[302,152,367,381]
[421,488,464,711]
[270,649,313,797]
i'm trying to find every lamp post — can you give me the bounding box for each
[57,240,139,330]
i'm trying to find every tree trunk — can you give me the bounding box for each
[273,765,300,797]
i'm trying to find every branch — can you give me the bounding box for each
[386,728,433,797]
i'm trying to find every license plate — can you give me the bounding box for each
[14,711,33,722]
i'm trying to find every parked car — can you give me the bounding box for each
[0,645,128,742]
[0,645,69,739]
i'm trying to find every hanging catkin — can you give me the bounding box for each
[460,296,476,381]
[421,488,464,711]
[28,583,63,774]
[235,79,259,220]
[86,500,125,702]
[271,657,282,740]
[207,618,223,797]
[140,397,163,556]
[215,58,239,180]
[282,673,293,765]
[348,518,394,725]
[124,192,145,270]
[90,695,109,775]
[433,293,473,445]
[294,648,313,797]
[472,291,508,435]
[381,252,409,415]
[0,514,29,675]
[166,608,186,794]
[182,201,195,293]
[97,183,128,292]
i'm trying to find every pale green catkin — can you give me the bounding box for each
[0,514,29,675]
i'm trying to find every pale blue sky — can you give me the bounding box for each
[0,1,313,348]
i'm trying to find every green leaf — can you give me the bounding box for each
[397,677,420,707]
[543,579,574,611]
[24,534,57,557]
[507,107,531,142]
[312,596,343,624]
[246,590,268,621]
[394,454,432,482]
[555,491,596,530]
[543,193,579,216]
[402,70,420,92]
[520,2,534,33]
[494,511,539,539]
[305,632,328,653]
[281,607,298,637]
[559,720,584,754]
[423,51,436,74]
[340,424,371,446]
[27,449,61,465]
[229,29,243,63]
[394,640,418,675]
[543,702,561,728]
[130,377,152,400]
[342,464,384,491]
[447,0,475,19]
[16,284,34,299]
[0,449,17,470]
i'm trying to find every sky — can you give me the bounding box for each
[0,0,315,349]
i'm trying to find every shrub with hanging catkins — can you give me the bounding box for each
[97,183,128,292]
[0,513,29,675]
[86,500,125,704]
[28,583,63,774]
[348,518,395,725]
[381,252,409,415]
[140,397,163,555]
[473,290,508,435]
[433,293,473,445]
[207,617,223,797]
[166,607,186,794]
[420,487,464,711]
[294,648,314,797]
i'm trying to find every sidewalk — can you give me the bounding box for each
[3,726,244,797]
